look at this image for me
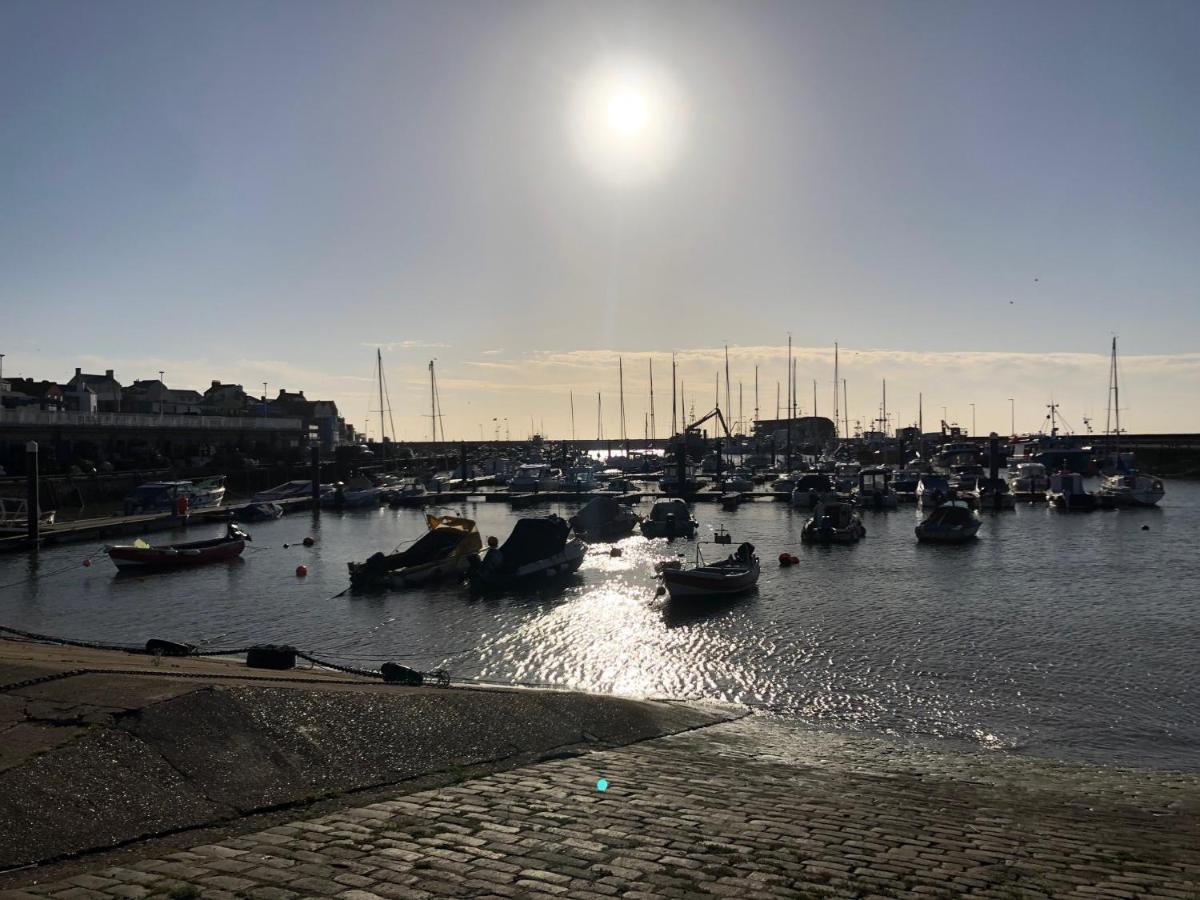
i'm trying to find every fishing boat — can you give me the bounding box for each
[1097,471,1165,508]
[640,498,699,538]
[568,495,641,541]
[854,467,898,510]
[105,523,250,570]
[122,477,226,515]
[468,515,586,589]
[1047,471,1103,512]
[1007,461,1050,499]
[801,501,866,544]
[915,500,981,543]
[348,514,483,589]
[660,542,759,600]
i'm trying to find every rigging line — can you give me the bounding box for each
[382,359,398,444]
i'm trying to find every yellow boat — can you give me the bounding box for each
[348,514,483,589]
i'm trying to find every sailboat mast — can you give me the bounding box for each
[670,354,677,435]
[618,357,627,450]
[597,392,602,442]
[785,335,792,469]
[738,382,743,437]
[570,390,576,442]
[754,366,759,431]
[428,360,437,443]
[844,380,849,439]
[649,358,656,444]
[833,342,839,439]
[724,344,731,423]
[378,349,386,446]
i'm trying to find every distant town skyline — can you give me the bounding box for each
[2,1,1197,438]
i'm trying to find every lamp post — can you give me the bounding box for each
[158,371,165,421]
[1008,398,1015,435]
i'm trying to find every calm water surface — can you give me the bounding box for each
[2,480,1198,771]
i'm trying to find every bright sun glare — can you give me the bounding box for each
[570,59,685,187]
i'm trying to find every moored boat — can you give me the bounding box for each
[915,500,981,543]
[569,495,641,541]
[349,514,483,589]
[801,501,866,544]
[660,542,759,600]
[1097,471,1165,508]
[640,498,698,538]
[1047,471,1103,512]
[468,515,586,589]
[105,523,249,570]
[855,467,898,510]
[123,477,226,515]
[1007,461,1050,499]
[971,477,1016,511]
[790,473,835,509]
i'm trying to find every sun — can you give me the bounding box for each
[606,85,650,137]
[569,59,686,187]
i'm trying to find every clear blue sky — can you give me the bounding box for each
[2,0,1197,437]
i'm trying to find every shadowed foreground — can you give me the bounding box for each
[4,715,1197,899]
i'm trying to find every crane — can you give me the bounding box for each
[685,406,732,439]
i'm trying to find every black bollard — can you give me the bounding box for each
[26,441,39,548]
[310,445,321,510]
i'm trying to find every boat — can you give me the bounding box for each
[720,492,741,511]
[387,479,429,508]
[660,542,759,600]
[564,466,598,492]
[0,498,56,534]
[509,463,564,492]
[122,477,226,515]
[915,473,952,508]
[790,473,835,509]
[1007,461,1050,498]
[348,514,483,589]
[640,498,699,538]
[218,501,283,521]
[971,477,1015,511]
[568,495,641,541]
[720,472,754,493]
[915,500,981,543]
[801,500,866,544]
[1047,471,1103,512]
[105,523,250,570]
[468,515,586,589]
[1097,471,1165,508]
[1094,337,1165,507]
[854,467,898,510]
[252,480,331,503]
[322,476,383,509]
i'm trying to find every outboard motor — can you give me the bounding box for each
[227,521,251,542]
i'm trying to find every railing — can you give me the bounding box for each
[0,408,303,431]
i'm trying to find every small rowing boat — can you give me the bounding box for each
[660,542,759,600]
[105,523,250,571]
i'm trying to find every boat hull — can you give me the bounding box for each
[662,561,759,599]
[107,539,246,570]
[469,540,586,590]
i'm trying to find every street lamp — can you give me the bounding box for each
[1007,398,1015,435]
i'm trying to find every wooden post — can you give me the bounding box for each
[26,441,39,548]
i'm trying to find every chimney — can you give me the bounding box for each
[75,367,82,376]
[105,369,114,379]
[299,391,305,398]
[212,380,220,388]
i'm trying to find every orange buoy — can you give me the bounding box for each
[82,558,91,567]
[302,536,315,547]
[295,564,308,577]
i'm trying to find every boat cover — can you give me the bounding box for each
[648,499,690,521]
[925,504,975,527]
[496,516,570,569]
[572,495,622,529]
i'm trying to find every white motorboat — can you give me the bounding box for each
[660,542,759,600]
[1007,462,1050,498]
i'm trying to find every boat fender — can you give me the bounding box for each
[381,662,424,686]
[145,638,195,657]
[1142,524,1150,531]
[246,644,297,670]
[303,536,315,547]
[778,552,793,567]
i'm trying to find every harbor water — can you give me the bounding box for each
[2,480,1197,771]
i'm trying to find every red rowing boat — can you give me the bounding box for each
[105,524,250,571]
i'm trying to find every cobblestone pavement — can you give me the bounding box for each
[5,716,1198,899]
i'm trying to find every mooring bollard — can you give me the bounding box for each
[26,441,39,548]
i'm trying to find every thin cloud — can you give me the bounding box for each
[363,340,453,351]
